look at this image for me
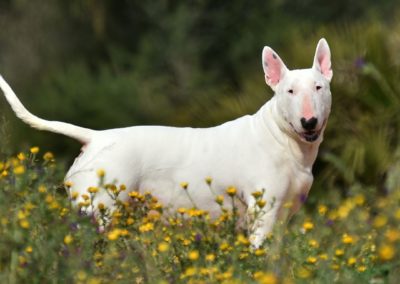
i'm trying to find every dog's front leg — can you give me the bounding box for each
[247,199,281,248]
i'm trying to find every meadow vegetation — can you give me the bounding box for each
[0,147,399,283]
[1,1,400,283]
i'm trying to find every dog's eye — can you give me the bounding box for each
[288,89,294,94]
[316,85,322,91]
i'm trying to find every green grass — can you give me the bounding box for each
[0,147,399,283]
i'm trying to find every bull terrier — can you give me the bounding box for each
[0,38,332,247]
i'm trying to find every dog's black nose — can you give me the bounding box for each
[301,117,318,130]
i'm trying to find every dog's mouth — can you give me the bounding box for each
[290,120,326,143]
[300,130,321,142]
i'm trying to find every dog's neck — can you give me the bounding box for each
[255,98,321,172]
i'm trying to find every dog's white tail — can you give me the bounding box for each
[0,75,94,144]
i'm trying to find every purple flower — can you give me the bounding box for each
[354,57,366,69]
[299,193,308,203]
[70,222,79,232]
[325,219,334,226]
[195,233,202,242]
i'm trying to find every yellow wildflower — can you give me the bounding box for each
[318,204,328,215]
[319,253,328,260]
[252,190,263,199]
[177,208,186,215]
[331,264,340,271]
[158,242,169,252]
[257,199,267,208]
[236,234,250,246]
[181,267,197,278]
[119,229,129,237]
[216,270,233,281]
[17,152,26,161]
[379,244,395,261]
[307,256,317,264]
[187,208,205,217]
[19,219,30,229]
[64,181,73,188]
[96,169,105,177]
[87,278,101,284]
[347,257,356,266]
[18,256,27,266]
[357,265,367,272]
[255,248,266,256]
[335,249,344,257]
[17,210,28,219]
[395,208,400,220]
[98,203,106,210]
[342,234,355,244]
[128,191,140,199]
[308,239,319,248]
[49,200,60,210]
[30,146,39,154]
[87,186,99,194]
[226,186,237,197]
[353,194,365,205]
[253,271,278,284]
[81,194,90,201]
[78,200,90,207]
[215,195,224,205]
[180,182,189,190]
[385,228,400,242]
[76,271,87,281]
[64,234,73,245]
[373,215,388,228]
[205,176,213,185]
[60,208,69,217]
[239,252,249,259]
[126,217,134,225]
[38,185,47,193]
[71,192,79,200]
[147,210,161,221]
[219,242,231,251]
[302,221,314,231]
[206,254,215,262]
[107,229,121,241]
[25,246,33,253]
[296,267,311,279]
[43,152,54,161]
[13,165,25,175]
[139,222,154,233]
[188,250,199,261]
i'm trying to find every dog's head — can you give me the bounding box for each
[262,38,332,143]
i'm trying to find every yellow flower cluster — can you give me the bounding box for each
[3,148,400,283]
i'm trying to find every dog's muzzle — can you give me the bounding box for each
[290,119,326,143]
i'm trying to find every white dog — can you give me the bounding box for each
[0,38,332,247]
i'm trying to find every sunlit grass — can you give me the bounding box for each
[0,148,399,283]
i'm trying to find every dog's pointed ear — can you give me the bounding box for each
[262,46,288,89]
[313,38,332,81]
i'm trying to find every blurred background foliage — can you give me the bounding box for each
[1,0,400,201]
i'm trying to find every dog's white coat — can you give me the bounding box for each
[0,39,332,247]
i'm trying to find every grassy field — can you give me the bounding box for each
[0,147,399,283]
